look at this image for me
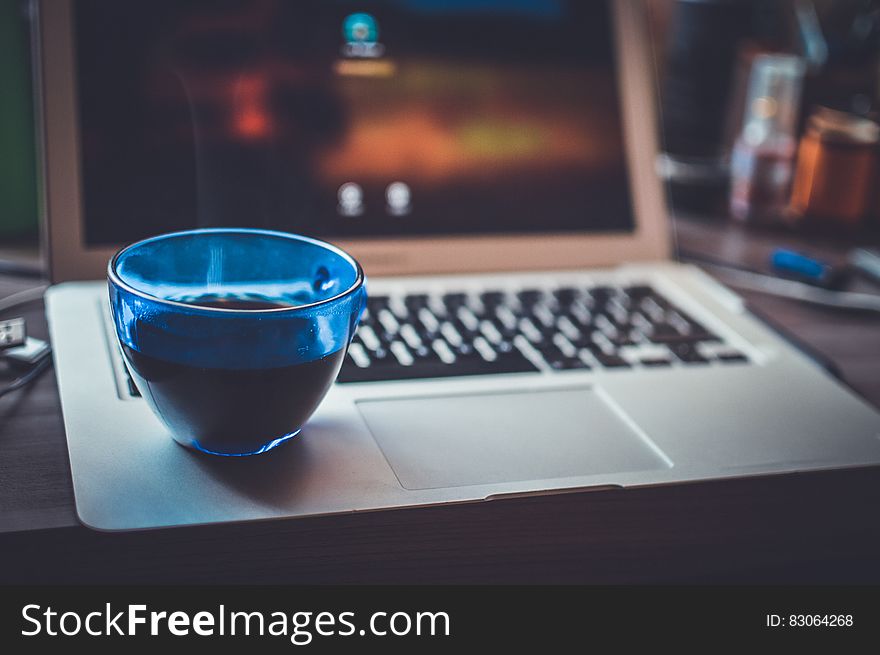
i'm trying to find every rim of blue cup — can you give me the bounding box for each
[108,227,365,315]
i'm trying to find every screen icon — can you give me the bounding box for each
[342,13,385,58]
[386,182,412,216]
[338,183,364,217]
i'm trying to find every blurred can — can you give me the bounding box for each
[789,107,879,227]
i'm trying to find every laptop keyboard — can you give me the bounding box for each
[337,283,748,383]
[115,282,748,396]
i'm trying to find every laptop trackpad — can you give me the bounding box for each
[356,386,671,490]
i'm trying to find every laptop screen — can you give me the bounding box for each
[73,0,635,246]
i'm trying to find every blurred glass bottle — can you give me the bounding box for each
[730,54,806,223]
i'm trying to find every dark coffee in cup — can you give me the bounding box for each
[123,344,345,456]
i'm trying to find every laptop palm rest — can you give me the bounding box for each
[356,386,672,491]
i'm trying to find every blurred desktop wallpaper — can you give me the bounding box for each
[70,0,633,243]
[3,0,880,249]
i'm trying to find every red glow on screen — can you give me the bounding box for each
[231,74,273,141]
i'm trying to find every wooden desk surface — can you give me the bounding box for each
[1,217,879,583]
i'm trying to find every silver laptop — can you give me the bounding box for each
[35,0,880,531]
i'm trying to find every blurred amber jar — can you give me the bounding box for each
[789,108,879,227]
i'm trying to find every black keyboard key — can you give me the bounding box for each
[336,350,538,383]
[415,324,439,343]
[495,340,515,354]
[589,348,631,369]
[667,310,719,342]
[557,358,591,370]
[390,308,411,324]
[538,344,590,370]
[553,287,579,304]
[411,344,439,361]
[529,305,557,330]
[644,289,673,307]
[565,307,594,331]
[485,316,518,340]
[685,324,721,342]
[371,346,392,363]
[404,294,429,311]
[535,342,566,360]
[639,296,667,321]
[442,293,468,309]
[607,293,631,312]
[640,357,671,367]
[411,307,440,332]
[594,313,622,336]
[623,285,653,300]
[453,342,476,357]
[479,291,507,308]
[377,330,396,346]
[516,289,544,305]
[377,310,404,331]
[588,286,615,305]
[367,296,390,312]
[646,323,685,344]
[450,318,480,343]
[571,332,597,349]
[669,343,709,364]
[609,331,638,347]
[343,351,368,370]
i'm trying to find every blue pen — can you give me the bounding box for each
[770,249,844,288]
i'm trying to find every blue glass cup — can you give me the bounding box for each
[108,228,366,456]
